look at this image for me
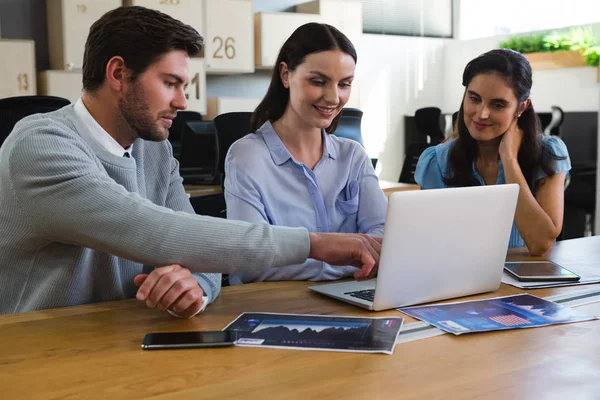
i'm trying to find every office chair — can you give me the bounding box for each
[333,107,378,169]
[213,112,253,189]
[189,193,227,219]
[333,108,364,145]
[179,120,219,185]
[397,107,443,184]
[189,193,230,286]
[537,106,564,137]
[414,107,445,145]
[564,163,596,238]
[546,106,564,136]
[452,111,459,128]
[398,142,431,184]
[168,111,202,159]
[0,95,71,148]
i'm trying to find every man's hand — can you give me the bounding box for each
[308,233,382,280]
[134,264,205,318]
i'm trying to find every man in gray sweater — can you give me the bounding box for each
[0,6,381,317]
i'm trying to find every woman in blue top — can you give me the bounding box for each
[224,23,387,284]
[415,49,570,255]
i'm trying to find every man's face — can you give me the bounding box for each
[119,50,190,141]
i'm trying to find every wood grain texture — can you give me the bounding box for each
[525,50,587,70]
[1,237,599,399]
[184,180,419,198]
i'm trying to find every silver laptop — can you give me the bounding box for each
[309,184,519,311]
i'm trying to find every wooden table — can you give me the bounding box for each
[2,236,599,399]
[184,180,419,197]
[184,184,221,197]
[378,179,419,196]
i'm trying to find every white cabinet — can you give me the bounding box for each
[46,0,121,70]
[38,70,83,103]
[204,96,261,120]
[203,0,253,74]
[0,40,36,98]
[254,12,322,69]
[185,58,207,114]
[124,0,203,38]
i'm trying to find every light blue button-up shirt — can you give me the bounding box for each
[224,121,387,284]
[414,135,571,248]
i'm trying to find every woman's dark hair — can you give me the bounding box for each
[250,23,357,133]
[445,48,564,189]
[82,6,203,92]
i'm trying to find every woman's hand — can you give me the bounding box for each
[499,117,523,161]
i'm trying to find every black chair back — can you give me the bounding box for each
[563,163,596,238]
[179,120,219,185]
[414,107,444,145]
[398,142,432,184]
[213,112,253,187]
[189,193,227,218]
[0,96,70,147]
[565,163,597,210]
[537,113,552,133]
[169,111,202,159]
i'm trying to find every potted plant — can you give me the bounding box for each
[500,26,599,70]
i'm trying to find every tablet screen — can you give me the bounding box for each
[504,262,579,279]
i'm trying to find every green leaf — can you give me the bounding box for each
[499,25,598,66]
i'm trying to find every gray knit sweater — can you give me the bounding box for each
[0,106,310,314]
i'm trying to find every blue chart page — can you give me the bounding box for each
[399,294,596,335]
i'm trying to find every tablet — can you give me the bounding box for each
[504,261,580,282]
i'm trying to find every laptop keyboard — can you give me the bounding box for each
[344,289,375,302]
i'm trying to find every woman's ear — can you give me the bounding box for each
[517,99,531,117]
[279,61,290,89]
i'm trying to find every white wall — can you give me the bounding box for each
[358,34,447,181]
[206,71,271,98]
[597,110,600,234]
[442,34,600,114]
[457,0,600,40]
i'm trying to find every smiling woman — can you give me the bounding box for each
[223,23,387,284]
[414,49,571,256]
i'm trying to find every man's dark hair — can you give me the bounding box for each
[82,6,203,92]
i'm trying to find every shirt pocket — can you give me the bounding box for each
[335,181,359,216]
